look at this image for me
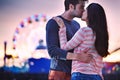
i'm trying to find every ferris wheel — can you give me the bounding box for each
[12,14,50,59]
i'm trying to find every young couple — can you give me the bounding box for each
[46,0,109,80]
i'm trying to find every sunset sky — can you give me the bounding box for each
[0,0,120,62]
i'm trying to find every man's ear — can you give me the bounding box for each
[69,4,74,10]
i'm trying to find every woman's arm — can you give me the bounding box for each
[59,28,84,50]
[52,17,92,62]
[53,17,84,50]
[67,52,92,62]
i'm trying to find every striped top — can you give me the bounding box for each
[59,27,103,75]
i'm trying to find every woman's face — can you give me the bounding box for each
[81,9,88,21]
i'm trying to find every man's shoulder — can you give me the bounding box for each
[46,17,58,26]
[47,15,61,24]
[47,18,55,23]
[46,17,59,30]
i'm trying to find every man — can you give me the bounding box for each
[46,0,90,80]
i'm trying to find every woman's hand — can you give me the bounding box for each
[75,53,93,63]
[53,17,65,28]
[67,52,93,63]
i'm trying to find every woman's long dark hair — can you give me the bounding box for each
[87,3,110,57]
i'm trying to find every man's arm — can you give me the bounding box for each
[46,19,67,60]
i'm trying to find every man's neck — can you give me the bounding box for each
[61,11,74,21]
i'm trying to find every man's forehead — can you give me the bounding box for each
[77,1,85,6]
[78,1,86,4]
[78,0,88,2]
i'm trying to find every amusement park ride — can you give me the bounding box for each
[3,13,51,73]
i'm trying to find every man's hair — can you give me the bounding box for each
[64,0,88,11]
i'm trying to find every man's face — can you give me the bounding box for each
[72,2,85,18]
[81,9,88,21]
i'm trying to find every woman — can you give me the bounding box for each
[53,3,109,80]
